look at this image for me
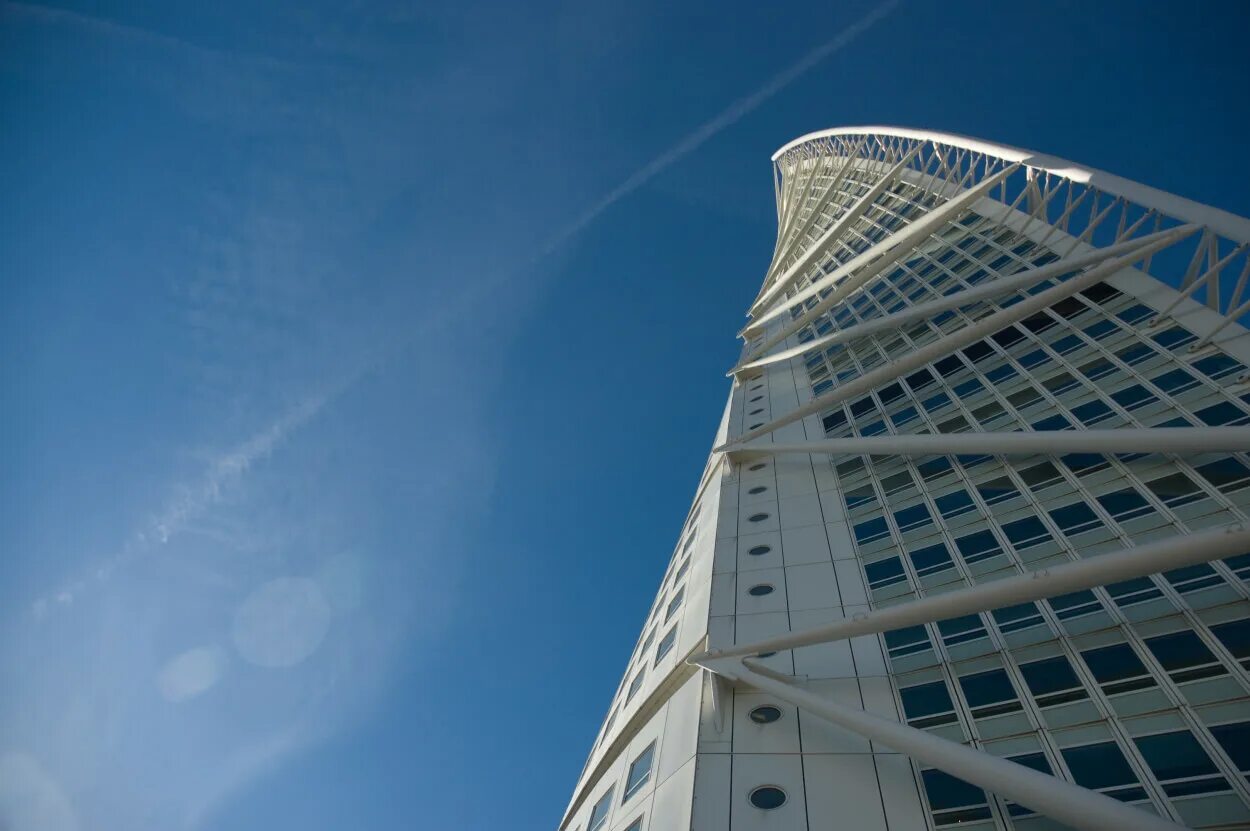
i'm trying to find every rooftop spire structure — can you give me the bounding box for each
[560,127,1250,831]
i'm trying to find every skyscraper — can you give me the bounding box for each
[559,127,1250,831]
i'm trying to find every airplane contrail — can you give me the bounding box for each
[535,0,900,258]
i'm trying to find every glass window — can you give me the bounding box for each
[588,788,614,831]
[1080,643,1155,695]
[1195,457,1250,494]
[917,456,956,483]
[626,669,645,703]
[1019,655,1087,706]
[665,587,685,622]
[623,742,655,801]
[1210,618,1250,669]
[992,602,1045,634]
[844,484,878,510]
[977,476,1020,505]
[1151,326,1197,351]
[748,786,787,810]
[1196,401,1250,426]
[1134,730,1230,798]
[1048,589,1103,621]
[884,625,931,659]
[1063,453,1111,477]
[1144,630,1226,683]
[1112,384,1157,411]
[1048,502,1101,536]
[1019,461,1063,490]
[938,614,988,647]
[865,556,908,590]
[955,530,1002,564]
[1000,515,1052,549]
[958,668,1021,718]
[1209,722,1250,776]
[1193,353,1245,380]
[1145,469,1205,509]
[1072,400,1115,426]
[921,769,992,825]
[910,541,955,578]
[654,626,677,666]
[1061,742,1148,802]
[622,819,642,831]
[900,680,958,728]
[853,517,891,545]
[1105,577,1164,608]
[1151,368,1201,396]
[935,489,977,519]
[1097,488,1156,523]
[894,503,934,533]
[1164,563,1225,594]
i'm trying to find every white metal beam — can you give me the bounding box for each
[692,523,1250,661]
[723,427,1250,461]
[714,225,1198,453]
[698,658,1184,831]
[731,226,1185,375]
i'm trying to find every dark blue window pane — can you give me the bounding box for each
[900,681,954,719]
[1210,722,1250,773]
[1061,742,1140,790]
[1134,731,1220,781]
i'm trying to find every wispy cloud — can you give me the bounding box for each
[534,0,899,259]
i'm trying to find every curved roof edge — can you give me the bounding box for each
[773,126,1250,243]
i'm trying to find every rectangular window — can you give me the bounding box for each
[955,530,1002,564]
[909,541,955,578]
[1018,461,1063,490]
[1019,655,1088,707]
[853,517,891,545]
[1210,722,1250,776]
[865,556,908,590]
[883,625,931,659]
[626,669,645,703]
[1105,577,1164,608]
[623,742,655,801]
[1211,619,1250,669]
[1144,630,1226,683]
[654,626,677,666]
[894,503,935,533]
[935,489,977,520]
[939,614,988,647]
[958,668,1022,718]
[665,587,685,622]
[1000,515,1052,550]
[1060,742,1148,803]
[1111,383,1157,411]
[1048,502,1102,536]
[977,476,1020,505]
[1134,730,1230,797]
[900,680,959,728]
[921,769,992,826]
[1096,488,1155,523]
[992,602,1045,634]
[1195,457,1250,494]
[588,788,614,831]
[1151,368,1201,396]
[1164,563,1225,594]
[1049,590,1103,621]
[1080,643,1155,695]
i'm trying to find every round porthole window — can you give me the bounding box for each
[748,486,767,495]
[749,786,787,810]
[748,545,771,556]
[749,705,782,724]
[748,463,767,471]
[748,513,769,523]
[748,584,775,597]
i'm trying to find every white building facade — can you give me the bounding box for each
[559,127,1250,831]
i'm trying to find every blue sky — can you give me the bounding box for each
[2,1,1249,829]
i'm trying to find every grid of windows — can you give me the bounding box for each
[800,187,1250,828]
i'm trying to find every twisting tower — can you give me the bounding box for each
[560,127,1250,831]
